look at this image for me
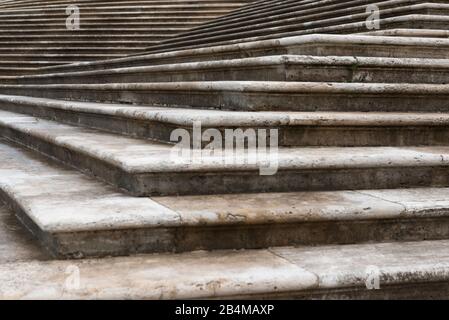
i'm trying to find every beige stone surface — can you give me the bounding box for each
[2,240,449,299]
[0,249,317,299]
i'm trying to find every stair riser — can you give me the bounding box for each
[3,86,449,112]
[10,63,449,85]
[2,102,449,147]
[4,185,449,258]
[2,123,449,196]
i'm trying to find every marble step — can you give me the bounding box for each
[359,28,449,37]
[3,81,449,112]
[5,55,449,85]
[0,53,124,63]
[2,94,449,147]
[200,0,410,28]
[1,110,449,196]
[5,239,449,299]
[36,34,449,74]
[146,13,449,54]
[3,138,449,258]
[157,1,440,48]
[0,0,251,9]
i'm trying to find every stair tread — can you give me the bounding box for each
[2,94,449,127]
[2,238,449,299]
[2,109,449,173]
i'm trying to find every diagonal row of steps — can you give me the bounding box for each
[30,33,449,75]
[7,0,449,77]
[0,0,254,75]
[137,0,449,54]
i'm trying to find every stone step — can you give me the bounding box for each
[0,0,251,8]
[36,34,449,74]
[0,40,162,46]
[0,47,148,55]
[5,239,449,299]
[157,1,438,48]
[0,0,252,6]
[0,6,244,15]
[359,28,449,37]
[3,81,449,112]
[0,16,215,23]
[2,94,449,147]
[0,12,230,19]
[0,68,37,76]
[145,12,449,54]
[1,110,449,196]
[0,61,71,68]
[0,54,124,62]
[0,23,193,30]
[0,4,245,12]
[0,29,191,36]
[194,0,447,33]
[204,0,381,27]
[5,55,449,85]
[3,137,449,258]
[0,35,179,42]
[0,0,251,71]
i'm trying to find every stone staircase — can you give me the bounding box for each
[2,0,449,299]
[0,0,252,75]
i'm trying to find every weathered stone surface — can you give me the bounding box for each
[4,137,449,257]
[4,94,449,147]
[3,0,449,300]
[0,0,252,75]
[0,204,50,264]
[2,240,449,299]
[4,110,449,196]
